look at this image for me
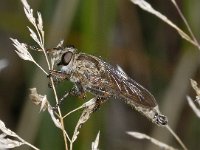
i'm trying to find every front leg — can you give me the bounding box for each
[48,70,70,87]
[48,70,70,80]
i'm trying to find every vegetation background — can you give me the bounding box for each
[0,0,200,149]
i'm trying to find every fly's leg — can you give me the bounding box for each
[48,70,69,79]
[52,83,86,110]
[70,82,86,99]
[45,46,64,53]
[52,91,70,110]
[84,87,109,112]
[92,97,107,112]
[48,70,69,87]
[48,78,62,88]
[48,69,70,110]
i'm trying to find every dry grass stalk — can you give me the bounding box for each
[10,0,102,149]
[130,0,199,48]
[11,0,69,149]
[127,131,177,150]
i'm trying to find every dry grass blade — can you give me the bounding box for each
[63,97,97,119]
[48,107,62,129]
[0,120,39,150]
[187,96,200,118]
[0,133,23,149]
[190,79,200,98]
[130,0,196,46]
[29,88,70,143]
[20,0,49,71]
[29,88,48,112]
[10,38,48,75]
[21,0,44,49]
[29,88,62,128]
[21,0,36,25]
[57,40,64,47]
[37,12,43,31]
[37,12,44,43]
[127,131,177,150]
[28,27,41,46]
[169,0,200,49]
[91,131,100,150]
[190,79,200,106]
[70,98,97,150]
[0,120,20,138]
[10,38,34,62]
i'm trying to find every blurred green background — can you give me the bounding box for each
[0,0,200,149]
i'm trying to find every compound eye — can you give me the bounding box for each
[58,52,73,66]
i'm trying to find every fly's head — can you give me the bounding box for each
[47,45,78,74]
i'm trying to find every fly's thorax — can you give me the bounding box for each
[76,54,103,74]
[71,54,104,79]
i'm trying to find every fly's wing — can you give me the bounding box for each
[102,61,157,109]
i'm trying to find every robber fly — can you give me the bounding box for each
[47,46,168,126]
